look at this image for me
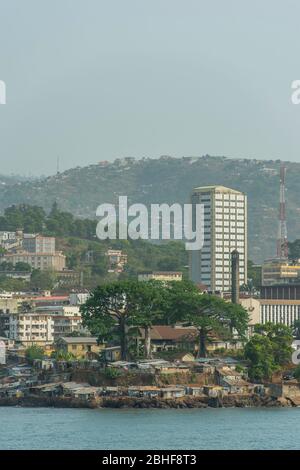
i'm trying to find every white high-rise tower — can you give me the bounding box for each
[189,185,247,292]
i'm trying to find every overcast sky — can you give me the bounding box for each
[0,0,300,175]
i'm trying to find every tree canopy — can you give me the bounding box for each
[245,323,293,382]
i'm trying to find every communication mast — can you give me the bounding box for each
[276,164,288,259]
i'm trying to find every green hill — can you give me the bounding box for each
[0,155,298,262]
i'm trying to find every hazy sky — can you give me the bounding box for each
[0,0,300,175]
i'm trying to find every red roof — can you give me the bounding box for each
[33,296,69,302]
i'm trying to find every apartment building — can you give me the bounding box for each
[189,185,247,292]
[3,251,66,271]
[8,312,54,345]
[6,307,83,346]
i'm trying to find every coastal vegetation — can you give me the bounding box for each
[245,323,293,381]
[81,280,249,359]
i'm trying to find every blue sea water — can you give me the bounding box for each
[0,407,299,450]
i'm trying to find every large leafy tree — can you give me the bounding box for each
[253,323,293,366]
[245,323,293,381]
[81,280,167,360]
[166,281,249,357]
[187,295,248,357]
[30,269,57,290]
[244,334,278,382]
[130,280,166,358]
[81,281,133,360]
[162,280,200,325]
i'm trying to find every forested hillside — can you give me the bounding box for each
[1,155,299,261]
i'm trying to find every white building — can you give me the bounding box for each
[7,306,83,346]
[138,272,183,282]
[189,185,247,292]
[240,296,300,329]
[9,312,54,345]
[260,300,300,327]
[69,291,90,306]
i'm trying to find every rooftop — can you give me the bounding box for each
[139,325,197,341]
[192,185,244,195]
[58,337,98,345]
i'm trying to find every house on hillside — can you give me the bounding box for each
[56,337,104,359]
[216,367,253,394]
[138,325,197,353]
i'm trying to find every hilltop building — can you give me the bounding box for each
[3,251,66,271]
[22,235,56,254]
[0,232,66,272]
[106,249,127,273]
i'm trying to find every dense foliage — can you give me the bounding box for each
[244,323,293,382]
[0,203,188,290]
[81,280,249,360]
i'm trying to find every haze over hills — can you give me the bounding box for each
[0,155,299,263]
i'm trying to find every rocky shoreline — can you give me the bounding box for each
[0,394,295,409]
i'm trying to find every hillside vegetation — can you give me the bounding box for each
[0,204,188,290]
[1,155,299,261]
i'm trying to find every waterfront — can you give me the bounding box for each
[0,407,299,450]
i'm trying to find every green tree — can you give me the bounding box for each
[244,334,278,382]
[254,323,293,366]
[0,261,14,272]
[166,282,249,357]
[188,295,248,357]
[0,204,46,232]
[30,269,57,290]
[294,365,300,382]
[293,320,300,340]
[245,323,293,381]
[130,280,167,358]
[25,345,44,361]
[15,262,32,272]
[81,280,139,360]
[51,349,75,361]
[247,260,262,289]
[162,280,199,325]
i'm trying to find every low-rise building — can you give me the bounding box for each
[3,251,66,271]
[106,250,128,273]
[103,346,121,362]
[127,386,160,398]
[138,271,183,282]
[55,337,104,359]
[262,258,300,286]
[160,387,185,399]
[260,299,300,327]
[138,325,197,353]
[216,367,252,394]
[5,306,83,346]
[241,295,300,328]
